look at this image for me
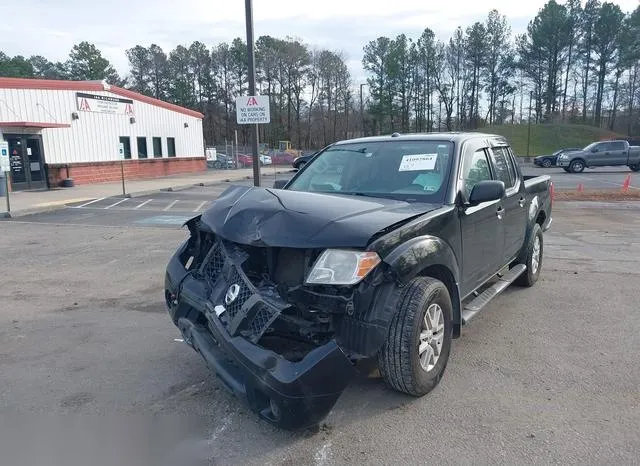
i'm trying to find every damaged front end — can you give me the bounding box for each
[165,215,399,429]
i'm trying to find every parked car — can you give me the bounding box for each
[208,153,236,169]
[237,154,272,167]
[557,140,640,173]
[164,132,552,430]
[292,152,317,169]
[269,152,296,165]
[533,148,581,168]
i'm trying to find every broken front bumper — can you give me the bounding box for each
[164,240,356,430]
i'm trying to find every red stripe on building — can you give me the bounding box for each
[0,121,71,128]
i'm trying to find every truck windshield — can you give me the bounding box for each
[286,140,454,203]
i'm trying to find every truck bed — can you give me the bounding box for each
[523,174,551,191]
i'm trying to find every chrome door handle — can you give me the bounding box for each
[518,197,525,207]
[496,207,504,220]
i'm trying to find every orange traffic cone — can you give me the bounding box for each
[577,183,584,192]
[622,174,631,192]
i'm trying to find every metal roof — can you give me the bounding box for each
[0,77,203,119]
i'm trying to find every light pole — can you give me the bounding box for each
[527,91,533,157]
[245,0,260,187]
[360,83,367,137]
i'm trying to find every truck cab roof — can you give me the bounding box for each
[332,132,509,146]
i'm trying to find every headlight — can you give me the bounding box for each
[306,249,381,285]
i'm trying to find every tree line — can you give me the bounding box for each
[363,1,640,136]
[1,0,639,150]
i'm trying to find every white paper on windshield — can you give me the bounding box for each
[398,154,437,171]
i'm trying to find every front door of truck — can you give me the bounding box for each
[585,142,609,167]
[459,146,504,297]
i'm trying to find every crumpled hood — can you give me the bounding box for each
[200,185,439,248]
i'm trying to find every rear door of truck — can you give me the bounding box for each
[487,145,527,264]
[607,141,629,165]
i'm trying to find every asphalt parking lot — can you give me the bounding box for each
[523,165,639,190]
[1,176,640,465]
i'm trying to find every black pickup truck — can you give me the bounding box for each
[164,133,553,429]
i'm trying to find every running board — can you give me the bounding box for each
[462,264,527,325]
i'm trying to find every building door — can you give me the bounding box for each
[4,135,46,190]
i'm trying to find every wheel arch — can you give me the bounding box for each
[382,236,462,339]
[569,158,587,170]
[416,264,462,338]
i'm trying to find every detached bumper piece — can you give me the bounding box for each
[165,239,356,430]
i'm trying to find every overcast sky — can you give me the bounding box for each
[2,0,638,84]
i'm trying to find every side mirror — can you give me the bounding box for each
[468,180,505,206]
[272,179,289,189]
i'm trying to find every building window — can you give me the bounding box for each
[153,137,163,158]
[119,137,132,159]
[137,137,148,159]
[167,137,176,157]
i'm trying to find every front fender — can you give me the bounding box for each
[383,235,460,285]
[386,235,462,338]
[336,236,462,356]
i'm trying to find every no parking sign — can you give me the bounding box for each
[0,141,9,172]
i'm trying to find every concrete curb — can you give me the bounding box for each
[2,169,294,218]
[2,204,73,218]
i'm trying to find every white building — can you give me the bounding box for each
[0,77,205,190]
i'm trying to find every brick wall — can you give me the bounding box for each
[46,157,206,187]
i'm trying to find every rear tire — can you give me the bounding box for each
[378,277,453,397]
[630,164,640,172]
[569,160,585,173]
[514,223,543,287]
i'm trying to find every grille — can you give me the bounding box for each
[246,305,280,343]
[224,266,252,320]
[202,243,225,290]
[196,239,285,343]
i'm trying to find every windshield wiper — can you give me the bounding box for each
[340,192,386,198]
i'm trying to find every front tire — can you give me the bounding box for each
[378,277,453,397]
[569,159,585,173]
[542,158,552,168]
[514,223,543,287]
